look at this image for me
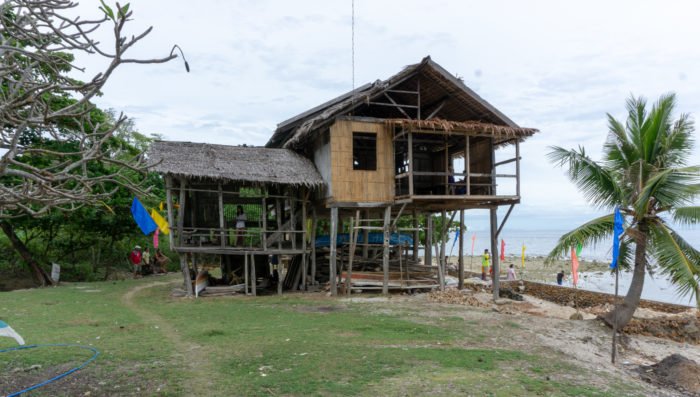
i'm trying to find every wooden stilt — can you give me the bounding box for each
[218,183,225,247]
[382,205,392,295]
[439,209,447,290]
[412,210,419,262]
[301,194,307,290]
[330,207,338,296]
[311,208,317,285]
[165,176,175,250]
[490,207,500,301]
[458,210,465,289]
[251,253,256,297]
[347,210,360,295]
[244,253,249,296]
[177,179,193,297]
[426,213,433,268]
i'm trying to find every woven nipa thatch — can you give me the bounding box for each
[385,118,539,141]
[148,141,324,187]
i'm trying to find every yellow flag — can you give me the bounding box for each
[159,201,164,211]
[521,243,526,269]
[150,209,170,235]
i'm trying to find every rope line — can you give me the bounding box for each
[0,344,100,397]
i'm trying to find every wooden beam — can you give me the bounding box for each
[301,192,307,290]
[276,199,282,250]
[496,204,515,238]
[425,213,433,268]
[382,205,392,295]
[251,253,256,296]
[465,135,471,195]
[412,210,419,262]
[261,196,267,250]
[329,207,338,296]
[244,252,249,295]
[408,130,414,196]
[425,99,447,120]
[516,140,521,197]
[347,210,360,295]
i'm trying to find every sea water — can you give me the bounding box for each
[445,228,700,307]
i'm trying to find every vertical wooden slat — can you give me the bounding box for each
[362,209,370,259]
[251,253,256,297]
[444,139,449,194]
[465,135,470,195]
[438,209,446,290]
[262,195,267,250]
[382,205,391,295]
[290,194,296,251]
[346,210,360,295]
[329,207,338,296]
[412,210,419,261]
[276,199,282,250]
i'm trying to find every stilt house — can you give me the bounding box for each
[148,56,538,297]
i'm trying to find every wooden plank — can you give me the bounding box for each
[329,207,338,296]
[382,205,392,295]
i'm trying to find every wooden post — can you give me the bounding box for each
[290,195,296,251]
[458,209,465,289]
[347,210,360,295]
[408,130,414,196]
[425,213,433,268]
[165,176,175,250]
[192,253,199,275]
[311,207,317,285]
[251,253,256,297]
[244,253,249,296]
[382,205,392,295]
[490,138,497,195]
[438,209,447,290]
[444,140,449,194]
[277,254,283,296]
[515,139,521,197]
[218,183,225,248]
[177,179,193,297]
[465,135,470,195]
[301,193,307,290]
[276,199,283,250]
[490,207,500,301]
[412,210,419,261]
[329,207,338,296]
[362,209,370,259]
[262,196,267,250]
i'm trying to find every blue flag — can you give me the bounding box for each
[131,197,158,235]
[610,207,624,270]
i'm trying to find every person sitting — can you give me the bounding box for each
[154,249,170,273]
[556,270,566,286]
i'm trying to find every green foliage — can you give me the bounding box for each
[547,94,700,305]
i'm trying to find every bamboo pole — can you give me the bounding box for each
[458,210,465,289]
[244,252,249,296]
[251,253,256,297]
[346,210,360,295]
[311,207,317,285]
[177,178,193,297]
[490,207,500,301]
[382,205,392,295]
[301,192,308,290]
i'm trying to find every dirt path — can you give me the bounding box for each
[121,280,212,395]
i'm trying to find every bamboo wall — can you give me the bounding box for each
[329,119,394,202]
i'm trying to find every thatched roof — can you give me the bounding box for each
[267,56,537,149]
[148,141,324,186]
[385,118,538,142]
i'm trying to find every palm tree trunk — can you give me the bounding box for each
[0,221,54,286]
[603,223,648,329]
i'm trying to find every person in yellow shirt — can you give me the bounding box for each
[481,249,490,281]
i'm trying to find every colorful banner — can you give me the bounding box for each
[610,207,624,270]
[153,229,160,249]
[471,234,476,256]
[149,208,170,235]
[131,197,157,235]
[521,243,526,268]
[500,239,505,261]
[571,246,579,286]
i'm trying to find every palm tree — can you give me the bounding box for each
[546,94,700,329]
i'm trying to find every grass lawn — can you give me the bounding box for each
[1,275,646,396]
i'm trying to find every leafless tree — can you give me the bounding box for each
[1,0,186,218]
[0,0,187,284]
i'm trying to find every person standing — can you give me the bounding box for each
[556,270,566,286]
[481,249,490,281]
[130,245,143,279]
[235,205,247,246]
[507,264,516,280]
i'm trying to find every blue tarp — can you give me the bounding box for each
[315,232,414,248]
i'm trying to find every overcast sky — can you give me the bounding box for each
[72,0,700,231]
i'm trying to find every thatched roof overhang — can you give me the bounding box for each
[267,56,535,150]
[148,141,324,187]
[385,118,539,146]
